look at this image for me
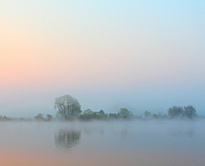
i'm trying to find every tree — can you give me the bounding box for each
[84,109,93,115]
[109,113,117,119]
[184,105,196,119]
[47,114,53,121]
[79,109,108,120]
[2,115,11,120]
[144,111,151,118]
[168,106,183,118]
[35,113,44,120]
[152,114,158,119]
[97,110,107,119]
[117,108,133,119]
[54,94,82,119]
[79,109,93,120]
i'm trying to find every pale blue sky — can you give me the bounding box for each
[0,0,205,117]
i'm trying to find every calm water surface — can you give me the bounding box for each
[0,120,205,166]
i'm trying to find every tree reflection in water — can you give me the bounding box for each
[172,128,195,137]
[55,130,81,150]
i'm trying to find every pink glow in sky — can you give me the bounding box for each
[0,0,205,117]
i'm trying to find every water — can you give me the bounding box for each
[0,120,205,166]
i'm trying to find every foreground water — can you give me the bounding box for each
[0,120,205,166]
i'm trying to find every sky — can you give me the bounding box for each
[0,0,205,118]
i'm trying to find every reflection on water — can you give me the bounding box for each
[121,128,129,138]
[83,127,104,135]
[172,128,194,137]
[55,130,81,150]
[0,120,205,166]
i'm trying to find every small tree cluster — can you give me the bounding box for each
[79,109,107,120]
[142,111,167,119]
[117,108,133,119]
[78,107,133,121]
[108,108,134,120]
[34,113,53,121]
[168,105,196,119]
[54,94,198,121]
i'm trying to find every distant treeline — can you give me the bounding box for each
[52,94,199,121]
[0,94,201,121]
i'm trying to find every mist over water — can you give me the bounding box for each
[0,120,205,166]
[1,1,205,165]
